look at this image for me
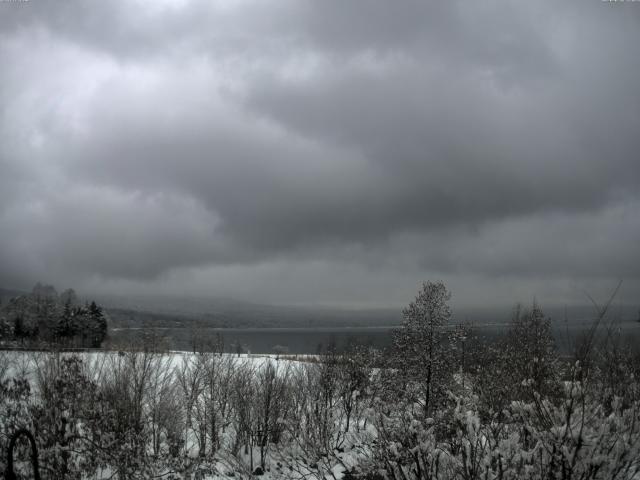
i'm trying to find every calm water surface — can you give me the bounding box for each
[110,321,640,354]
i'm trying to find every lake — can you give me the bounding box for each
[109,320,640,354]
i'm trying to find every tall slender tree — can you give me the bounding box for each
[392,281,453,416]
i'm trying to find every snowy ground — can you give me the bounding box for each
[1,349,370,480]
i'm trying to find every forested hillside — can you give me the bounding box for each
[0,283,108,348]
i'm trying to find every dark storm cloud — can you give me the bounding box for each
[0,0,639,305]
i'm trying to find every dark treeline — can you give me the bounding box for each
[0,283,108,348]
[1,281,640,479]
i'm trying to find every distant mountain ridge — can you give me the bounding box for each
[86,294,640,329]
[93,293,402,329]
[2,287,637,330]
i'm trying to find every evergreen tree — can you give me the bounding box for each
[13,315,29,345]
[89,301,107,348]
[56,299,79,343]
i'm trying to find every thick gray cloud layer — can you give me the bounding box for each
[1,0,639,307]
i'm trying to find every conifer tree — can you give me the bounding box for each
[89,301,107,348]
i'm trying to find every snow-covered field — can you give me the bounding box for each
[1,350,327,396]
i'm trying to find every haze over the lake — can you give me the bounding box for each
[1,0,639,309]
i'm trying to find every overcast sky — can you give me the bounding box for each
[1,0,639,309]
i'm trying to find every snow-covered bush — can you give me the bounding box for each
[0,353,32,475]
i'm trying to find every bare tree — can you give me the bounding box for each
[176,352,206,458]
[391,281,454,417]
[201,351,237,455]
